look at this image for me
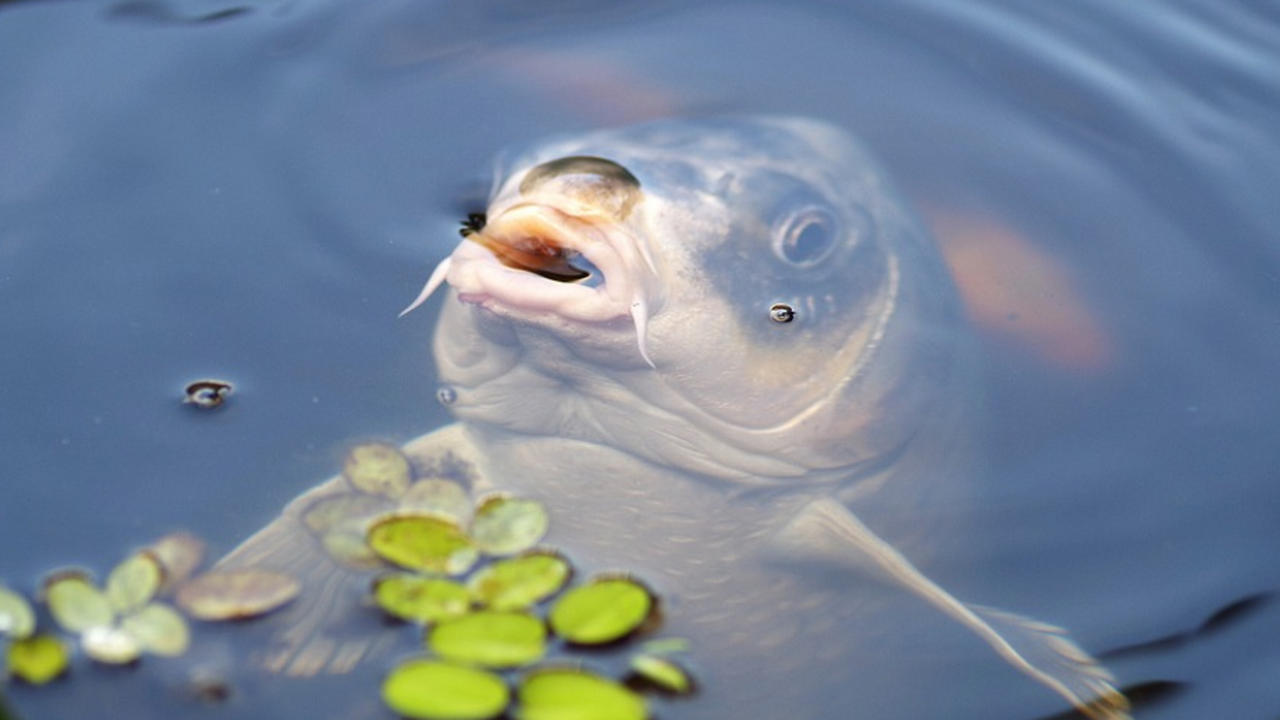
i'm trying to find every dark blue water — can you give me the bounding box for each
[2,1,1279,718]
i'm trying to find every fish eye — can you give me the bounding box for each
[773,205,840,268]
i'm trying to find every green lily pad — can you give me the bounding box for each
[44,571,113,634]
[373,574,471,625]
[82,625,142,664]
[105,553,163,615]
[467,552,572,611]
[321,530,387,570]
[516,668,646,720]
[548,577,654,645]
[0,586,35,640]
[146,533,206,591]
[302,494,394,536]
[400,479,474,526]
[428,611,547,669]
[344,442,413,499]
[627,654,695,695]
[175,568,300,621]
[382,659,509,720]
[367,514,478,576]
[121,603,190,657]
[7,635,70,685]
[471,496,548,557]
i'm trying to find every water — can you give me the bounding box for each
[2,0,1279,718]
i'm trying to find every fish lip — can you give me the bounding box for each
[445,202,651,323]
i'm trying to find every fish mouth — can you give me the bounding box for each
[401,202,659,366]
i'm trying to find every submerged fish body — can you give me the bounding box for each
[220,118,1126,719]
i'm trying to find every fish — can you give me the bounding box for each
[216,117,1128,719]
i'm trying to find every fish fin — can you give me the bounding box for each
[213,475,391,677]
[398,255,453,318]
[772,498,1130,720]
[213,424,487,677]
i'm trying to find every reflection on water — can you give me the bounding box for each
[2,1,1279,719]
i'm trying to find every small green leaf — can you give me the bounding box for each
[373,574,471,625]
[7,635,70,685]
[105,553,163,614]
[121,603,190,657]
[548,577,654,645]
[146,533,206,591]
[471,496,548,557]
[400,479,474,526]
[429,611,546,669]
[82,625,142,664]
[367,514,478,576]
[516,668,646,720]
[175,569,300,621]
[344,442,413,499]
[302,494,394,536]
[382,659,509,720]
[467,552,572,611]
[45,572,113,633]
[0,586,36,640]
[628,654,695,695]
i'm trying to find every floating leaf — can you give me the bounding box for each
[517,668,646,720]
[321,531,386,570]
[121,603,189,657]
[344,442,412,499]
[400,479,474,525]
[468,552,572,611]
[82,625,142,664]
[301,494,393,536]
[45,572,112,633]
[382,659,509,720]
[627,654,695,695]
[367,514,478,575]
[175,569,300,621]
[471,496,548,557]
[105,553,163,614]
[428,611,546,669]
[548,577,654,645]
[7,635,70,685]
[373,575,470,625]
[0,586,35,640]
[147,533,206,591]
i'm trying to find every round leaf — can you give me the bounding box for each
[517,668,646,720]
[302,494,393,536]
[400,479,474,525]
[374,574,470,625]
[628,654,695,695]
[106,553,163,614]
[344,442,412,498]
[146,533,206,590]
[45,572,113,633]
[471,496,548,556]
[121,603,190,657]
[367,514,478,575]
[468,552,572,611]
[0,586,36,639]
[175,569,300,621]
[82,625,142,664]
[7,635,70,685]
[549,577,654,645]
[382,659,509,720]
[429,611,546,669]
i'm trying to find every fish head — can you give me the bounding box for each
[419,117,966,486]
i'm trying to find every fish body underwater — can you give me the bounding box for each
[219,117,1127,719]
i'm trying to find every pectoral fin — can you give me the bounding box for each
[772,497,1130,720]
[212,424,485,677]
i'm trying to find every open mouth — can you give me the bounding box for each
[465,229,594,284]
